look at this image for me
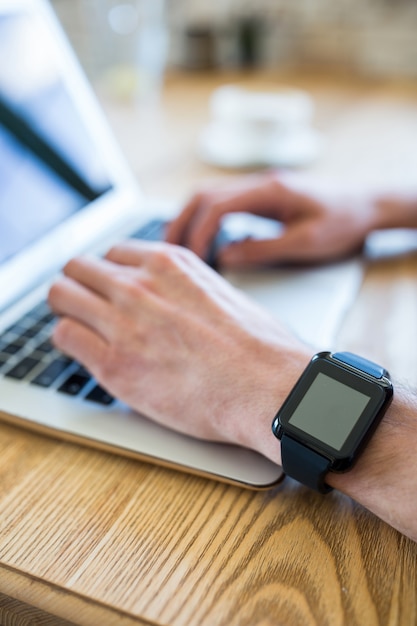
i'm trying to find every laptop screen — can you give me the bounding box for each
[0,9,113,265]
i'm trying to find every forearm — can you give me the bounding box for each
[371,192,417,231]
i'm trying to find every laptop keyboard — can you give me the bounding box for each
[0,218,168,406]
[0,300,109,397]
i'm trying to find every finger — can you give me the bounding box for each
[165,193,205,245]
[106,239,212,282]
[165,176,270,245]
[48,275,113,340]
[52,316,108,378]
[218,232,311,268]
[186,182,298,260]
[218,239,282,268]
[105,239,165,266]
[166,186,270,254]
[63,254,136,300]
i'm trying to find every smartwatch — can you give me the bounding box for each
[272,351,393,493]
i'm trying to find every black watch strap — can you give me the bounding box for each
[280,434,333,493]
[280,351,388,494]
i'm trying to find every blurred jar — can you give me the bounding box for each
[83,0,168,103]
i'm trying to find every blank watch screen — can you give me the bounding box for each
[288,372,371,450]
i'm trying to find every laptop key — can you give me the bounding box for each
[5,356,39,380]
[17,323,45,339]
[131,217,168,242]
[31,356,73,387]
[38,312,56,325]
[85,385,114,405]
[74,364,90,377]
[0,339,26,355]
[58,372,90,396]
[34,338,55,353]
[2,322,27,336]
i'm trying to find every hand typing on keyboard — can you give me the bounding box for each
[49,239,309,447]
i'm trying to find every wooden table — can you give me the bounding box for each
[1,70,417,626]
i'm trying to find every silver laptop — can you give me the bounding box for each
[0,0,363,488]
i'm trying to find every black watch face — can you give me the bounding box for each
[273,355,392,469]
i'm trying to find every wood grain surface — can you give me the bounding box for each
[1,412,416,626]
[1,69,417,626]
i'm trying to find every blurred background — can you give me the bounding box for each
[51,0,417,86]
[47,0,417,201]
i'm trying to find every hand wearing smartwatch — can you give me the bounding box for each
[50,237,417,541]
[272,351,393,493]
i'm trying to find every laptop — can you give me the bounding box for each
[0,0,363,488]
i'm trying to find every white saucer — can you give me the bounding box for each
[198,122,323,169]
[198,85,323,169]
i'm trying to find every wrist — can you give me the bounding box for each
[263,349,417,541]
[228,343,311,466]
[272,351,394,494]
[327,385,417,541]
[371,192,417,231]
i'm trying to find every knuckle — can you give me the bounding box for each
[148,246,172,270]
[107,267,146,301]
[147,243,190,273]
[171,243,195,263]
[118,275,143,298]
[195,189,211,204]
